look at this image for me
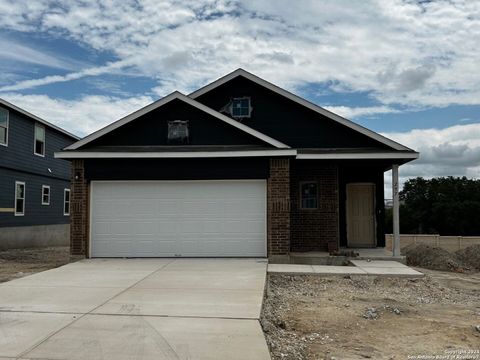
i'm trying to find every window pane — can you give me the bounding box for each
[168,120,189,144]
[16,199,24,213]
[301,182,317,209]
[0,127,6,144]
[0,108,7,127]
[44,187,49,195]
[65,190,70,202]
[16,184,24,198]
[35,140,44,155]
[35,124,45,141]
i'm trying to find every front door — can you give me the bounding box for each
[346,183,376,247]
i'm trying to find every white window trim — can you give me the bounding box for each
[34,123,46,157]
[14,181,25,216]
[231,97,252,118]
[0,107,8,147]
[299,181,318,210]
[42,185,50,205]
[63,188,71,216]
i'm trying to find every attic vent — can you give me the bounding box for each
[168,120,189,145]
[221,97,252,120]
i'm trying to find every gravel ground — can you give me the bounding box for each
[0,246,72,283]
[261,271,480,360]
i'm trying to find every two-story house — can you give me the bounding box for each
[0,98,79,249]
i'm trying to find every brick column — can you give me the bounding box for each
[267,158,291,255]
[70,159,88,256]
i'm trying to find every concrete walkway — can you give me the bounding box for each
[0,259,270,360]
[268,260,423,277]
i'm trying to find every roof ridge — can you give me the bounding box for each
[189,69,414,152]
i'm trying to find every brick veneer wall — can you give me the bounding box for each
[267,158,291,255]
[291,162,339,252]
[70,159,88,256]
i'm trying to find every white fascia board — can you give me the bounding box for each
[0,98,79,140]
[65,91,289,150]
[189,69,413,152]
[55,149,297,159]
[296,152,419,160]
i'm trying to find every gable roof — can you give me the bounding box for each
[0,98,80,140]
[189,69,413,152]
[66,91,290,150]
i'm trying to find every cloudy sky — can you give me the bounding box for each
[1,0,479,196]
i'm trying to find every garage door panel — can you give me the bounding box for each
[90,181,266,257]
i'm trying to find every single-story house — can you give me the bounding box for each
[56,69,418,259]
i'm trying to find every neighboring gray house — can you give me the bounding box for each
[0,98,79,249]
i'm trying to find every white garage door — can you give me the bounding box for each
[90,180,266,257]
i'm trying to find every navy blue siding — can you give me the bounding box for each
[0,105,76,227]
[195,76,392,150]
[0,168,71,227]
[84,158,270,180]
[85,99,267,148]
[0,109,73,180]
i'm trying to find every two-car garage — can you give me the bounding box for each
[90,180,267,257]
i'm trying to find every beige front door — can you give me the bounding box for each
[346,183,376,247]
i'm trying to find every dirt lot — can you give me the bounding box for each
[261,270,480,360]
[0,246,72,283]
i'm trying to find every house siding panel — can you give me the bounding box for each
[0,168,71,227]
[84,99,266,148]
[195,76,393,150]
[0,106,76,228]
[84,158,269,180]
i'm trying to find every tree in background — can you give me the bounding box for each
[385,176,480,235]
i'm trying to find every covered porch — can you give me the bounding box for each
[287,154,413,259]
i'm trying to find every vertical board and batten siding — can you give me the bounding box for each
[0,107,76,227]
[194,76,394,150]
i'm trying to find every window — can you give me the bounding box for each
[0,107,8,146]
[14,181,25,216]
[300,181,318,209]
[63,189,71,216]
[34,123,45,156]
[42,185,50,205]
[167,120,189,144]
[231,97,252,118]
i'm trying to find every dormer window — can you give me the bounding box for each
[168,120,189,144]
[231,97,252,118]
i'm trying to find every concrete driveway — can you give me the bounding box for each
[0,258,270,360]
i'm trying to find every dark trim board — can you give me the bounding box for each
[84,158,270,181]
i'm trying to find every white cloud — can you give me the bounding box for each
[0,93,153,137]
[383,123,480,198]
[0,37,87,71]
[0,0,478,108]
[323,105,399,119]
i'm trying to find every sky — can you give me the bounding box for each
[0,0,479,197]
